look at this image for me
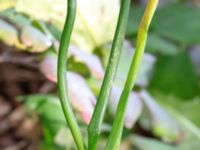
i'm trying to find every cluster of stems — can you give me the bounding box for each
[57,0,158,150]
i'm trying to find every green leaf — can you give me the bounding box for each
[153,4,200,45]
[152,92,200,128]
[0,9,30,27]
[131,135,180,150]
[21,94,66,143]
[40,142,65,150]
[54,128,76,149]
[146,34,180,55]
[149,92,200,150]
[22,94,65,124]
[149,51,200,99]
[140,91,184,143]
[169,99,200,128]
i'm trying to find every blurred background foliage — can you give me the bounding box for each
[0,0,200,150]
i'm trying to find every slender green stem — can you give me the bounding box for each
[87,0,131,149]
[88,0,130,150]
[57,0,85,150]
[105,0,159,149]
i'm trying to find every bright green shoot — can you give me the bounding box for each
[105,0,159,149]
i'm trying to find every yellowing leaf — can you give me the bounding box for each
[0,0,16,11]
[16,0,120,52]
[0,19,23,48]
[21,25,52,52]
[54,42,105,79]
[40,54,57,82]
[67,72,96,124]
[40,54,96,124]
[69,45,104,80]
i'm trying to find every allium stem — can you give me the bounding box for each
[57,0,85,150]
[87,0,131,149]
[105,0,159,149]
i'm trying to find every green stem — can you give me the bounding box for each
[57,0,85,150]
[105,0,159,149]
[88,0,131,149]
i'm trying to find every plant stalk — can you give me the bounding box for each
[87,0,131,149]
[105,0,159,149]
[57,0,85,150]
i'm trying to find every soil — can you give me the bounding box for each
[0,43,57,150]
